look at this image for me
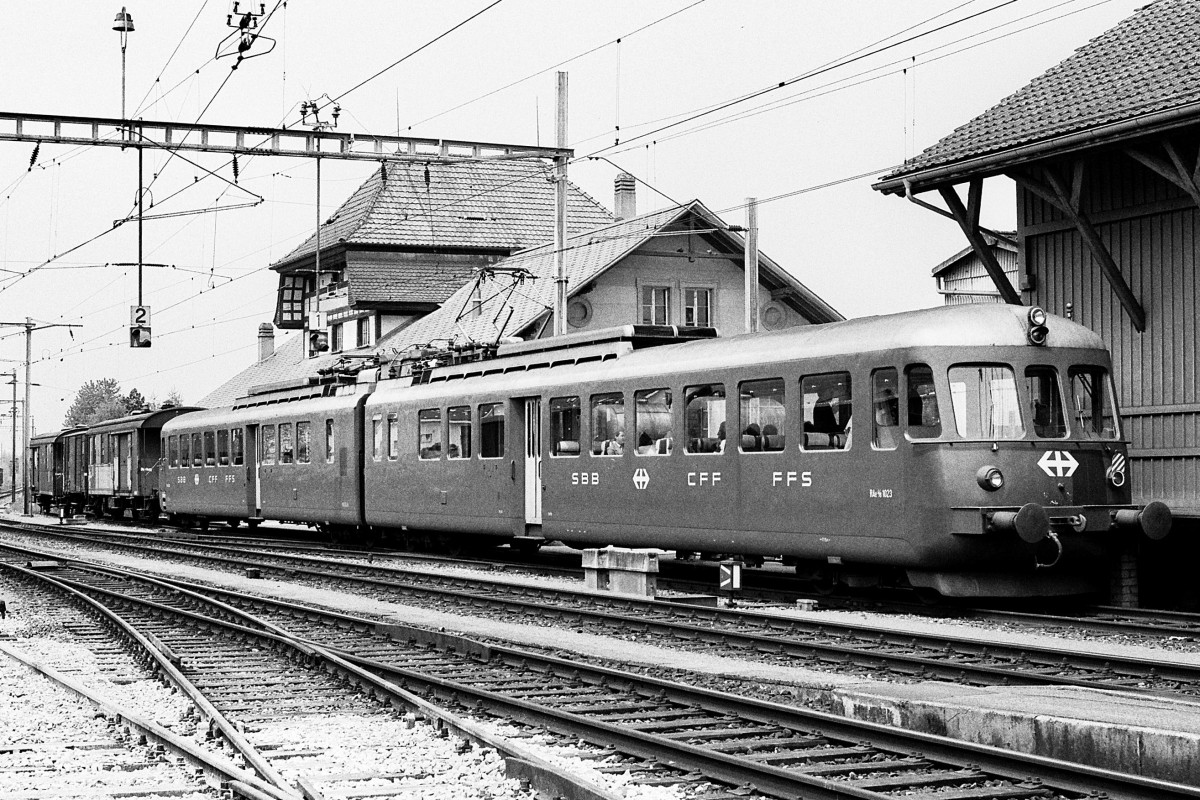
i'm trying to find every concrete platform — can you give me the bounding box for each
[818,682,1200,785]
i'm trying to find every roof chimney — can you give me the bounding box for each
[257,323,275,362]
[614,172,636,221]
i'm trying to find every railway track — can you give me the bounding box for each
[2,548,1195,800]
[17,515,1200,640]
[0,551,612,800]
[8,523,1200,701]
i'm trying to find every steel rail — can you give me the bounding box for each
[92,566,1200,800]
[0,554,621,800]
[4,528,1198,698]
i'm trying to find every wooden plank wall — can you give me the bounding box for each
[1019,151,1200,516]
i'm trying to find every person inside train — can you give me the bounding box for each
[637,431,654,454]
[716,421,727,452]
[607,430,626,455]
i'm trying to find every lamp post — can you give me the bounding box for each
[113,7,134,123]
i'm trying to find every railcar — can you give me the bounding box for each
[160,391,366,531]
[82,407,199,518]
[158,304,1167,596]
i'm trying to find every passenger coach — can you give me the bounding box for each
[158,304,1168,596]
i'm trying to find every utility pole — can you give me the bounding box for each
[553,72,569,336]
[0,319,82,515]
[1,372,15,504]
[744,197,759,333]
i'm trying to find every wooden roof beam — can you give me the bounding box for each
[937,180,1022,305]
[1125,140,1200,210]
[1009,162,1146,331]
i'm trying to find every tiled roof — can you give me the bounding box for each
[275,160,614,267]
[197,334,347,408]
[882,0,1200,182]
[346,253,499,307]
[375,201,841,356]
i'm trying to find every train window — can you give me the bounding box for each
[191,433,204,467]
[179,434,191,467]
[448,406,471,459]
[325,419,335,463]
[387,413,399,460]
[1068,366,1118,439]
[905,365,942,440]
[168,435,179,468]
[685,383,726,453]
[550,397,581,457]
[261,425,277,465]
[591,393,625,455]
[635,389,672,456]
[1025,366,1066,438]
[297,422,311,464]
[279,423,294,464]
[203,431,216,466]
[217,430,230,466]
[372,416,382,461]
[231,428,244,466]
[419,409,442,459]
[801,372,851,451]
[739,379,784,452]
[871,369,900,450]
[480,403,505,458]
[948,365,1024,440]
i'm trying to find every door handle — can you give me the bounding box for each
[511,460,516,481]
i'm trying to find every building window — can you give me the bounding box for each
[331,323,344,353]
[684,288,711,327]
[277,274,307,327]
[641,285,670,325]
[356,316,371,348]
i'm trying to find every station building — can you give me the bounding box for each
[202,161,840,407]
[875,0,1200,605]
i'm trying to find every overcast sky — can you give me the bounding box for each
[0,0,1147,441]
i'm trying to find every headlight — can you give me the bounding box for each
[976,465,1004,491]
[1028,306,1048,326]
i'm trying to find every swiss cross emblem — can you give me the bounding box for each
[632,468,649,490]
[1038,450,1079,478]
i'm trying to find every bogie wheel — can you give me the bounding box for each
[198,518,210,531]
[226,518,241,529]
[246,519,261,530]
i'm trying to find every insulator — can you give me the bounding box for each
[232,155,239,183]
[379,162,387,182]
[424,164,430,187]
[28,142,39,171]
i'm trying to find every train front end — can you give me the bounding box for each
[903,307,1170,597]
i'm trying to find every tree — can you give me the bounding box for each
[63,379,136,427]
[125,388,146,413]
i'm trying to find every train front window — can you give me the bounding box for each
[480,403,505,458]
[1069,366,1118,439]
[739,379,784,452]
[550,397,581,457]
[948,365,1024,440]
[1025,366,1067,438]
[905,364,942,440]
[419,409,442,459]
[448,406,471,459]
[591,393,625,456]
[685,383,726,453]
[635,388,673,455]
[801,372,851,451]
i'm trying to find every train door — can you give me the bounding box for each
[244,425,260,515]
[524,398,542,527]
[114,433,134,492]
